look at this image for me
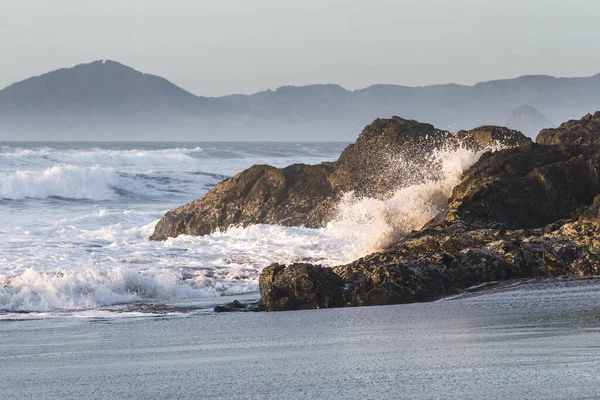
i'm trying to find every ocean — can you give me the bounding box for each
[3,141,600,399]
[0,141,353,319]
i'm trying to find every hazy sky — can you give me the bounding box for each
[1,0,599,96]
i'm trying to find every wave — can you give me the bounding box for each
[0,220,360,312]
[0,265,251,313]
[0,165,122,200]
[326,145,495,254]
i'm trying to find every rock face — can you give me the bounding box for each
[259,263,346,311]
[257,112,600,311]
[444,142,600,229]
[537,111,600,146]
[150,163,336,239]
[151,117,529,240]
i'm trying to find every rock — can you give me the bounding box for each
[257,112,600,311]
[150,163,335,240]
[537,111,600,146]
[455,125,531,150]
[213,300,264,313]
[151,116,528,240]
[443,141,600,229]
[259,263,345,311]
[260,213,600,310]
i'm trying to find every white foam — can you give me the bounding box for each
[0,165,121,200]
[326,146,492,254]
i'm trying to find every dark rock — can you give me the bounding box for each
[150,163,335,240]
[259,212,600,310]
[213,300,264,313]
[151,116,527,240]
[257,112,600,311]
[259,263,345,311]
[443,141,600,229]
[537,111,600,146]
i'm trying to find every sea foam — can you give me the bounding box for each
[325,145,495,255]
[0,165,121,200]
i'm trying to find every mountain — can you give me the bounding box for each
[1,60,599,140]
[505,105,555,137]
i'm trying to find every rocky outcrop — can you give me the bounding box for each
[151,117,529,240]
[444,141,600,229]
[262,200,600,310]
[150,163,336,239]
[537,112,600,146]
[259,263,346,311]
[257,112,600,311]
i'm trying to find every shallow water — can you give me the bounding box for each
[1,280,600,399]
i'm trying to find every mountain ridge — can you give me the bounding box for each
[1,60,599,140]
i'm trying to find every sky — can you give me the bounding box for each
[1,0,599,97]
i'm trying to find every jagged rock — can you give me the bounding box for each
[259,263,345,311]
[262,211,600,310]
[150,163,335,239]
[537,111,600,146]
[443,141,600,229]
[329,117,452,195]
[151,117,528,240]
[257,112,600,311]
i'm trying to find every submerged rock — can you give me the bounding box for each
[151,116,528,240]
[213,300,264,313]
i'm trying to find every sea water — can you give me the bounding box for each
[0,142,354,318]
[0,141,498,318]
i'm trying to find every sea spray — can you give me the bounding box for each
[325,144,500,256]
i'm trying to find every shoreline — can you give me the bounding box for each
[2,279,600,399]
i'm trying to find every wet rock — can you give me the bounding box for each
[150,163,335,240]
[213,300,264,313]
[259,213,600,310]
[259,263,345,311]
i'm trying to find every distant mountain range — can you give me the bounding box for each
[1,60,599,140]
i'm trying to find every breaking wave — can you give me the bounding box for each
[326,145,496,254]
[0,165,122,200]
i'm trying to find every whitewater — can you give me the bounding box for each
[0,141,485,319]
